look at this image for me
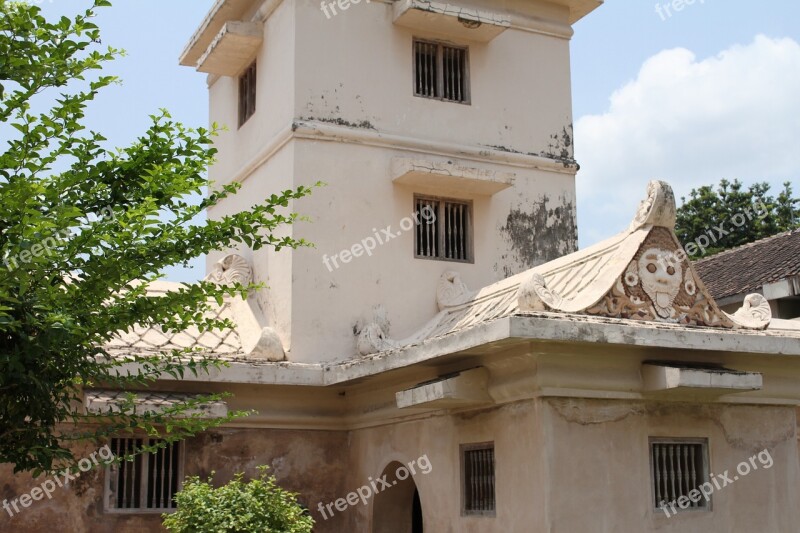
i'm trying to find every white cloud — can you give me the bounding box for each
[575,35,800,246]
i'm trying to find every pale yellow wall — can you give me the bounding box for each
[342,398,800,532]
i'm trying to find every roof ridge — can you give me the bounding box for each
[694,227,800,263]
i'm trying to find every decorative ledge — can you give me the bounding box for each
[396,367,492,409]
[642,362,762,395]
[393,0,511,42]
[391,157,515,196]
[84,390,228,418]
[196,21,262,77]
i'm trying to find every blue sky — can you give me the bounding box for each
[34,0,800,281]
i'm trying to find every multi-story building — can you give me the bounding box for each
[4,1,800,532]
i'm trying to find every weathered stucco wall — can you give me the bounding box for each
[2,398,797,532]
[541,398,799,532]
[0,428,349,533]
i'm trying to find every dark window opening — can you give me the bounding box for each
[109,437,181,511]
[650,439,710,511]
[415,196,472,263]
[414,40,469,103]
[238,61,257,127]
[462,443,495,516]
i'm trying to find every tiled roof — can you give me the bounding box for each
[694,229,800,300]
[104,281,243,358]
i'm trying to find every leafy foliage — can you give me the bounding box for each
[676,179,799,257]
[162,466,314,533]
[0,0,314,474]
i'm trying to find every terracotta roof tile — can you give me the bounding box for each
[694,229,800,300]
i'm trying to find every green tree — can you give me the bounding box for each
[676,179,799,258]
[162,467,314,533]
[0,0,313,474]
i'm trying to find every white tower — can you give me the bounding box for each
[181,0,602,362]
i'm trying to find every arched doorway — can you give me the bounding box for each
[372,461,424,533]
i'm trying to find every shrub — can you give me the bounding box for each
[162,466,314,533]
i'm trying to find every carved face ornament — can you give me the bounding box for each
[637,248,682,318]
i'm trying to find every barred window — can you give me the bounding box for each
[461,443,495,516]
[238,61,257,127]
[650,438,710,511]
[414,195,472,262]
[414,39,469,103]
[106,438,182,512]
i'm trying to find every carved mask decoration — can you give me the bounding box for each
[637,248,682,318]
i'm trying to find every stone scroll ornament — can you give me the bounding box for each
[517,273,562,312]
[357,271,475,356]
[204,254,253,286]
[436,271,475,311]
[726,293,772,330]
[205,254,286,361]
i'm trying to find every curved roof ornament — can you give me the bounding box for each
[629,180,677,231]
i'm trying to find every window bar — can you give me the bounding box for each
[472,452,479,510]
[472,450,478,510]
[426,43,433,97]
[433,202,440,257]
[450,204,460,260]
[432,43,438,97]
[445,47,452,100]
[676,445,683,502]
[170,442,179,506]
[482,449,488,510]
[140,443,148,510]
[681,446,690,505]
[121,440,128,508]
[458,48,464,101]
[422,43,427,96]
[668,445,676,501]
[416,44,423,95]
[653,444,664,507]
[450,48,456,100]
[115,439,125,509]
[426,201,432,256]
[164,442,175,509]
[482,449,489,510]
[415,200,424,255]
[477,450,483,511]
[427,202,434,256]
[661,445,669,504]
[455,48,461,101]
[463,203,469,260]
[124,439,135,508]
[421,43,427,96]
[457,203,462,259]
[689,447,698,506]
[448,203,453,259]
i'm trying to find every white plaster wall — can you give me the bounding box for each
[204,0,581,362]
[206,0,296,188]
[290,140,575,361]
[293,0,575,155]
